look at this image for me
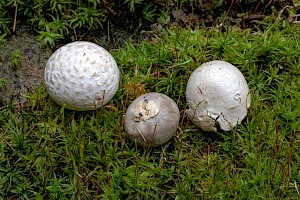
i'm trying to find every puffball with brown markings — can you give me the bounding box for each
[44,41,120,111]
[124,93,180,147]
[186,60,251,131]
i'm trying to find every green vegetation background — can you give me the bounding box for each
[0,0,296,47]
[0,0,300,199]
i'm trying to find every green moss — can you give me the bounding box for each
[9,49,23,70]
[0,21,299,198]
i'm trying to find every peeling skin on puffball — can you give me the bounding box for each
[134,99,160,122]
[186,60,251,131]
[44,41,120,111]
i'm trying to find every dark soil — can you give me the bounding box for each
[0,26,52,106]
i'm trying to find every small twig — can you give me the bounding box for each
[265,0,273,8]
[222,0,234,25]
[255,1,261,12]
[13,3,18,33]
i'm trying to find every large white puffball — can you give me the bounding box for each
[44,41,119,111]
[186,60,251,131]
[124,93,180,147]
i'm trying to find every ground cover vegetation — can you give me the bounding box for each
[0,0,300,199]
[0,0,298,48]
[1,18,300,198]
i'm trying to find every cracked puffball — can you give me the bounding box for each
[44,41,119,111]
[186,60,251,131]
[124,93,180,147]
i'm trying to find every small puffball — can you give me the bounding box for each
[186,60,251,131]
[44,41,120,111]
[124,93,180,147]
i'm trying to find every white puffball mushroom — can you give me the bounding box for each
[44,41,119,111]
[186,60,251,132]
[124,93,180,147]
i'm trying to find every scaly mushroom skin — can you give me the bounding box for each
[186,60,251,131]
[44,41,119,111]
[124,93,180,147]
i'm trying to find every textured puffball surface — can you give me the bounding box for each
[124,93,180,147]
[44,41,119,111]
[186,60,251,131]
